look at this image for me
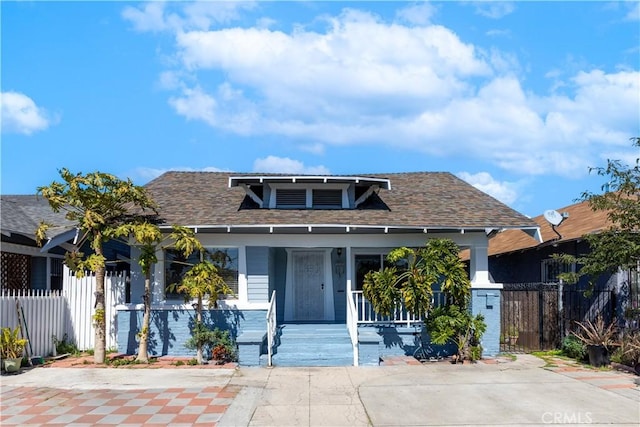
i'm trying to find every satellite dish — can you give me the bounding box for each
[543,209,563,226]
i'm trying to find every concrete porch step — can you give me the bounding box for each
[267,323,353,367]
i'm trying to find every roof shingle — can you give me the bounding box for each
[145,172,537,230]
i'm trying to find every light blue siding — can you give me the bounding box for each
[247,246,269,302]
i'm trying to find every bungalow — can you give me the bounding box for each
[483,199,639,330]
[1,195,131,293]
[117,172,540,366]
[1,195,76,292]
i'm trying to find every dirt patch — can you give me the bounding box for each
[41,353,237,369]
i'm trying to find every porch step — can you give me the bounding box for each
[266,323,354,367]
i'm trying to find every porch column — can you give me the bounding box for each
[469,242,502,357]
[469,244,491,286]
[345,246,352,292]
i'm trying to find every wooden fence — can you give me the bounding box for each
[0,270,127,357]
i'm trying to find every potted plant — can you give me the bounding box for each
[1,326,28,373]
[505,325,519,346]
[571,315,618,367]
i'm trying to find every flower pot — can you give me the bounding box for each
[3,357,23,373]
[507,336,518,346]
[587,345,609,367]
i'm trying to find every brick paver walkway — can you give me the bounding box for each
[0,384,240,426]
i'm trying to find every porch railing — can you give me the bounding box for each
[266,290,277,367]
[346,289,359,366]
[351,290,447,327]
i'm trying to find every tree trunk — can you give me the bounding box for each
[94,246,106,364]
[136,272,151,363]
[196,297,204,365]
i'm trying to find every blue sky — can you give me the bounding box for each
[2,1,639,218]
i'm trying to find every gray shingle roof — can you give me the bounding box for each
[1,195,75,237]
[145,172,537,230]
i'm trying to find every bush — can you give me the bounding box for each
[185,324,237,363]
[616,330,640,367]
[562,335,587,360]
[52,334,80,356]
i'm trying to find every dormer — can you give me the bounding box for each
[229,175,391,210]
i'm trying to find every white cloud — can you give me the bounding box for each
[396,2,438,26]
[126,4,639,180]
[121,2,169,33]
[472,2,515,19]
[623,2,640,21]
[1,91,55,135]
[122,1,257,33]
[253,156,330,175]
[457,171,519,205]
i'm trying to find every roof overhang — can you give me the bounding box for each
[159,224,504,235]
[40,227,79,253]
[229,175,392,190]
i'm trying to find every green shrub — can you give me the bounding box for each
[617,330,640,367]
[52,334,80,356]
[562,335,587,360]
[185,325,237,363]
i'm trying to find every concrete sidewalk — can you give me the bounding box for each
[1,355,639,426]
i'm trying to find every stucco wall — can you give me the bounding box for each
[471,289,501,356]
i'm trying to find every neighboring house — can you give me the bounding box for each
[117,172,539,366]
[484,199,638,328]
[1,195,74,292]
[1,195,131,293]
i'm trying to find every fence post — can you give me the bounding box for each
[558,281,564,340]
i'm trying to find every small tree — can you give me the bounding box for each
[363,238,471,319]
[173,259,233,364]
[36,169,156,364]
[556,137,640,289]
[363,238,483,361]
[114,222,203,362]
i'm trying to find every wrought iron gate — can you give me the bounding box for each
[500,283,614,353]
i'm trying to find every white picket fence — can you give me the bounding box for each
[0,289,66,358]
[0,270,127,357]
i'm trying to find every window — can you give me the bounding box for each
[541,258,575,283]
[164,247,239,300]
[312,189,342,208]
[271,185,347,209]
[355,255,382,291]
[164,249,200,300]
[276,189,306,208]
[50,258,63,291]
[354,253,407,291]
[205,247,239,298]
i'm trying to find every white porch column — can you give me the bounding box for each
[346,246,353,292]
[469,243,500,289]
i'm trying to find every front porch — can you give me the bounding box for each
[240,288,496,367]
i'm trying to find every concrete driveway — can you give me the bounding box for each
[1,355,638,426]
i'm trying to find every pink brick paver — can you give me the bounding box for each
[0,385,239,426]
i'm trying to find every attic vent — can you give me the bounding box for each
[276,189,306,208]
[313,189,342,208]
